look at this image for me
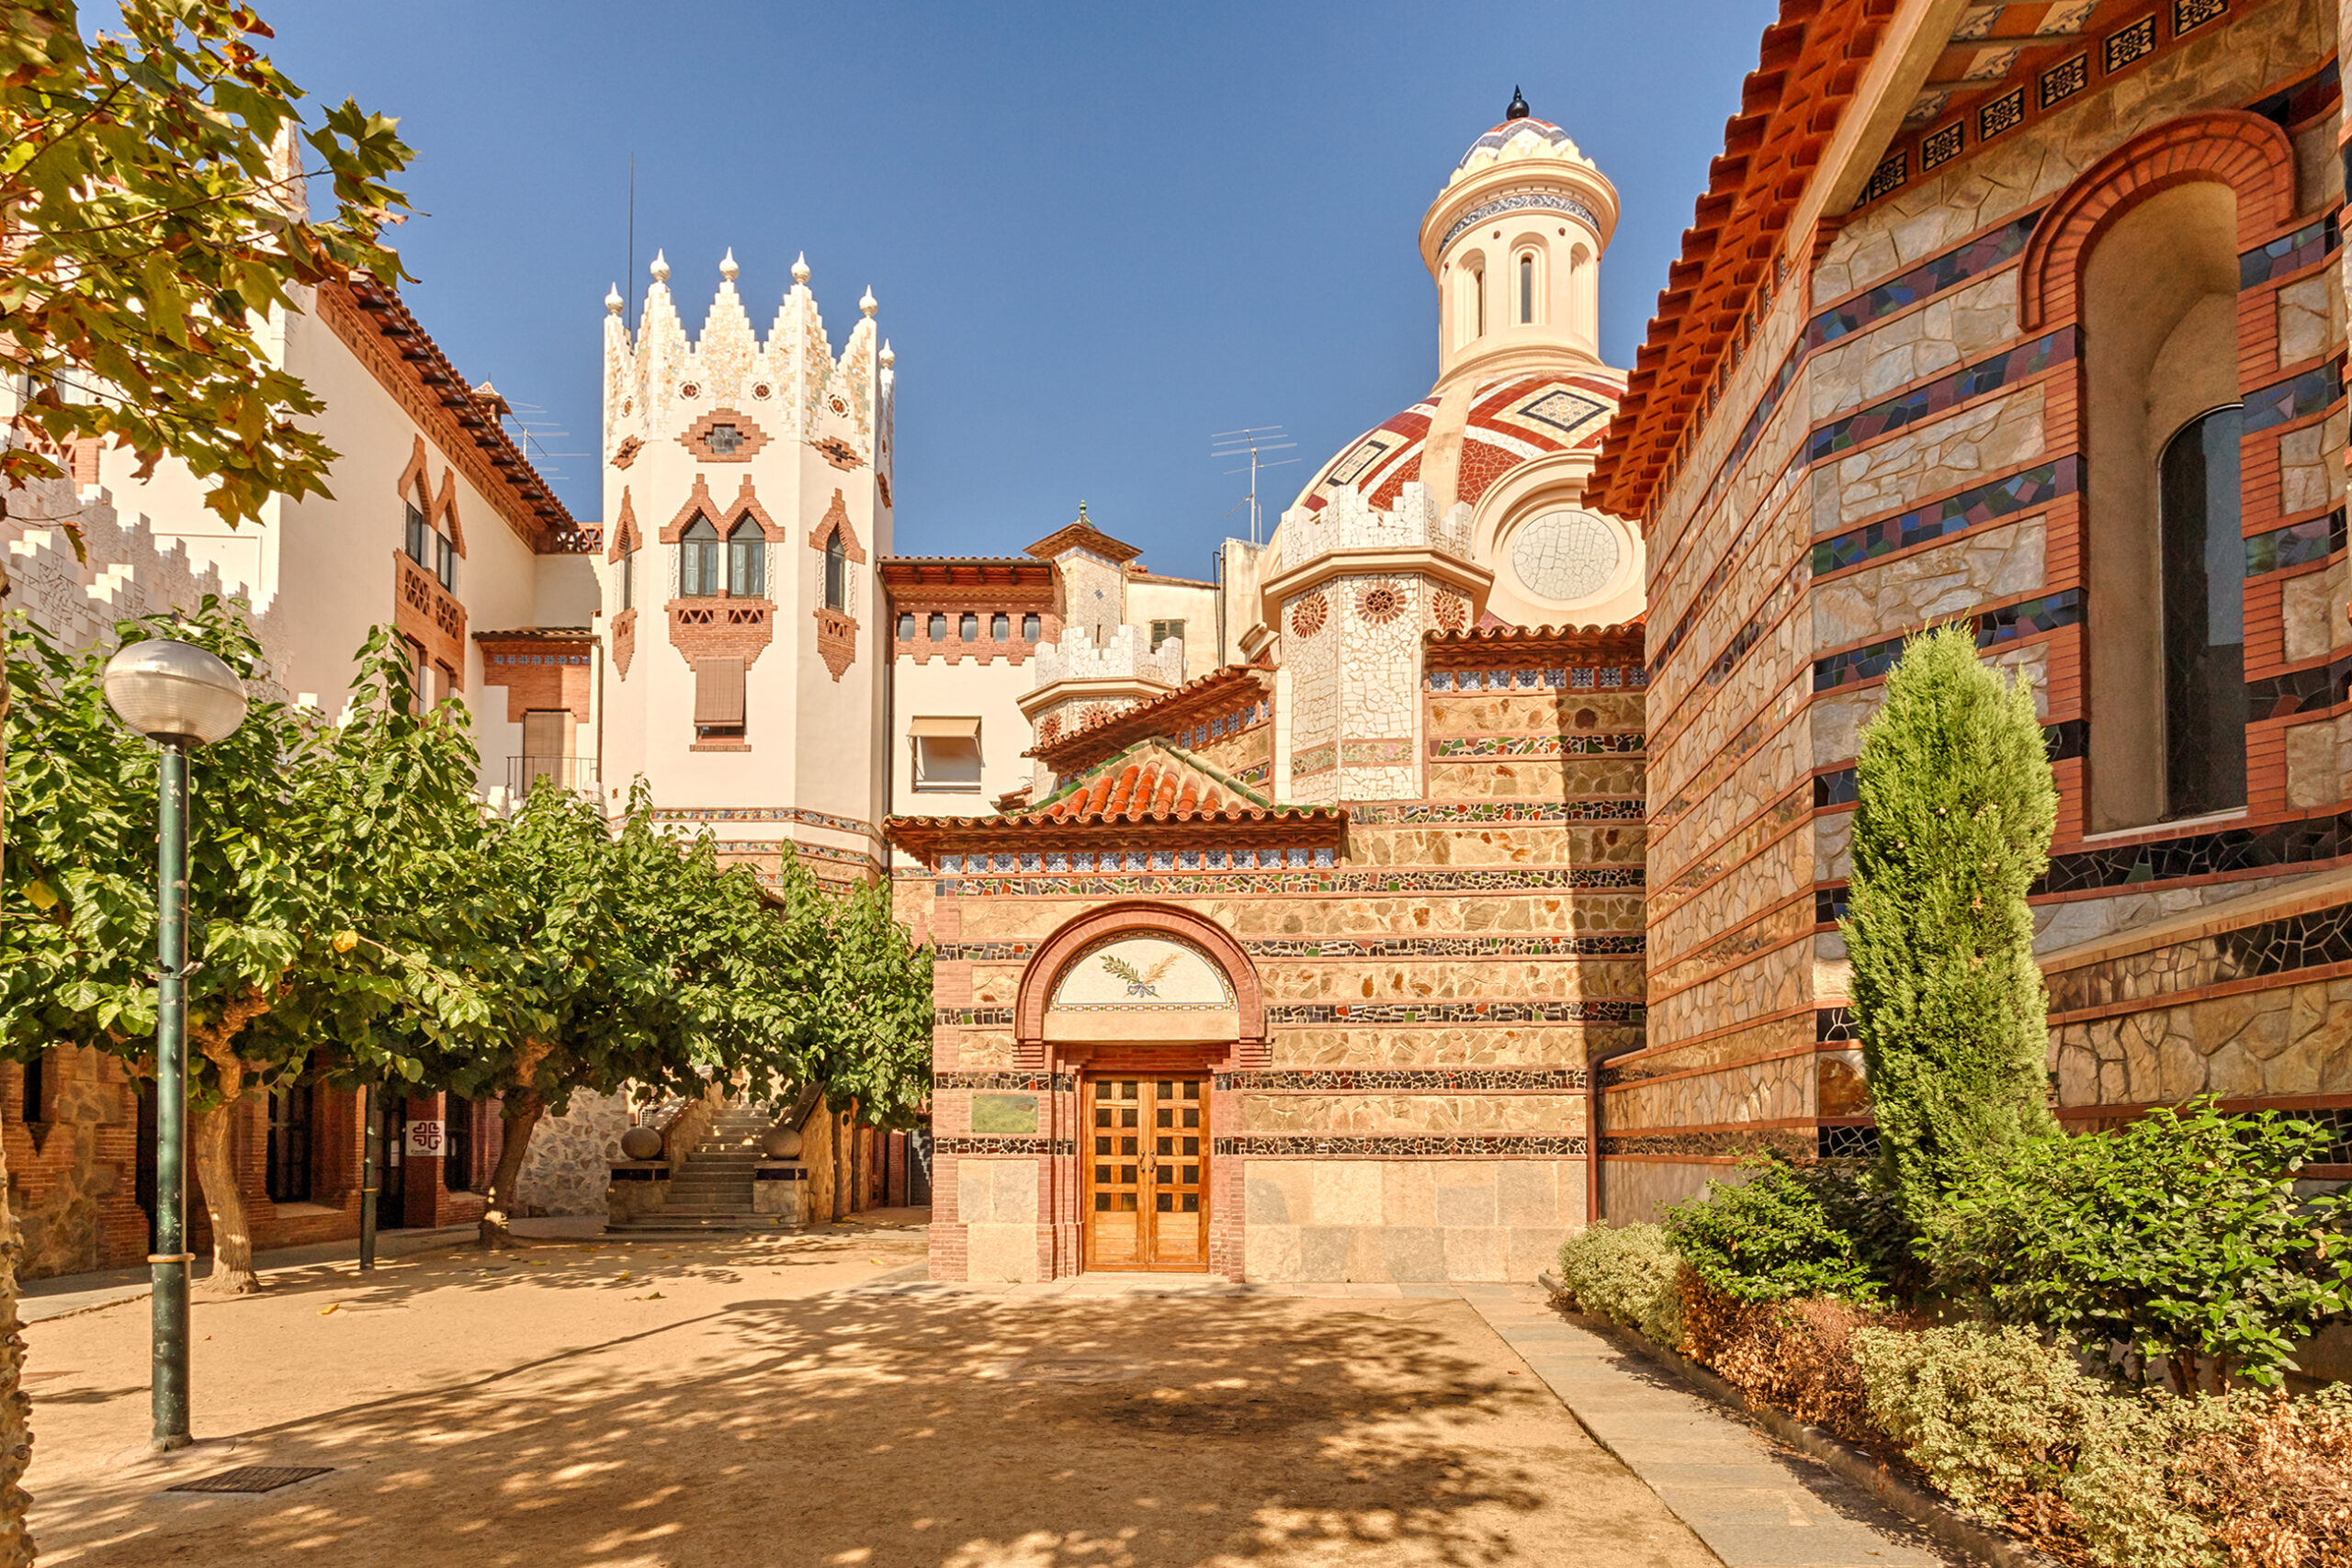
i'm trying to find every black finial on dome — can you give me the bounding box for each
[1506,85,1530,121]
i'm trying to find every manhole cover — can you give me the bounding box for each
[166,1465,333,1495]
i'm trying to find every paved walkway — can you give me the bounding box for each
[864,1273,1962,1567]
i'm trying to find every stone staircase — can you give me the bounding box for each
[606,1103,788,1234]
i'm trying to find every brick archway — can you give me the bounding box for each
[1014,899,1263,1066]
[2019,109,2296,331]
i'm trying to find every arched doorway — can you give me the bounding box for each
[1016,902,1262,1277]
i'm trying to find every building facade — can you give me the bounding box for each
[1589,0,2351,1217]
[888,102,1652,1283]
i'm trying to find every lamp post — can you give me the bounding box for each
[102,638,247,1453]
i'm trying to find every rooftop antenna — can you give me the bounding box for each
[1210,426,1298,547]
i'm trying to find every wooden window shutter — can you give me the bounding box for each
[694,657,746,726]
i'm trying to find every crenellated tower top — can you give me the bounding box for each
[601,252,894,481]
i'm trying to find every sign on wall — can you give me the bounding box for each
[403,1120,447,1157]
[1050,935,1234,1010]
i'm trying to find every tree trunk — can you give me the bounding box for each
[479,1091,545,1248]
[189,1098,258,1296]
[0,552,40,1566]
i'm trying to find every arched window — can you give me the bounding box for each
[1519,254,1535,324]
[618,547,635,611]
[2079,181,2244,829]
[2159,404,2247,818]
[1472,266,1486,340]
[726,518,764,598]
[824,526,847,611]
[681,514,719,597]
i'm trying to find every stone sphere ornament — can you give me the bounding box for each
[761,1126,802,1159]
[619,1125,663,1161]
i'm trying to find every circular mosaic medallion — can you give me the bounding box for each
[679,382,700,400]
[1432,591,1469,632]
[752,382,773,400]
[1289,592,1329,639]
[1357,582,1404,625]
[1038,714,1061,744]
[1509,509,1621,605]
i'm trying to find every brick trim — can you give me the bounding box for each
[1012,901,1265,1066]
[676,407,770,463]
[669,598,776,667]
[606,488,639,564]
[815,607,857,682]
[392,548,466,675]
[661,473,719,546]
[432,466,466,559]
[808,488,868,562]
[612,606,637,679]
[2019,109,2298,332]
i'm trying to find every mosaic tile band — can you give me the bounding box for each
[1213,1134,1589,1157]
[1216,1068,1589,1091]
[935,1137,1076,1156]
[931,1072,1073,1091]
[935,868,1646,897]
[1265,999,1642,1025]
[932,933,1645,962]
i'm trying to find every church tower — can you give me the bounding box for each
[1262,94,1642,807]
[593,250,897,886]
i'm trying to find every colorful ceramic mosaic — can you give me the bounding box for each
[1267,1000,1641,1025]
[933,867,1645,898]
[2241,361,2345,434]
[1812,457,2076,577]
[653,803,876,835]
[1425,665,1645,691]
[2240,213,2340,289]
[1813,589,2081,692]
[1216,1068,1589,1091]
[2244,652,2351,719]
[2245,508,2345,575]
[1800,330,2074,467]
[1348,800,1645,824]
[1430,733,1644,757]
[934,1137,1074,1156]
[932,1072,1073,1091]
[1214,1134,1589,1157]
[2047,902,2352,1014]
[1806,213,2039,350]
[1244,934,1644,958]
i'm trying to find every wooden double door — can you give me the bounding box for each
[1082,1075,1208,1271]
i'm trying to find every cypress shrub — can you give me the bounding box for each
[1843,622,2056,1226]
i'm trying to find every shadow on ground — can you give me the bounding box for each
[38,1285,1711,1568]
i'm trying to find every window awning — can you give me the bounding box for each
[908,716,981,739]
[694,657,746,726]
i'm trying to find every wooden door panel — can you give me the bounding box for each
[1082,1074,1209,1271]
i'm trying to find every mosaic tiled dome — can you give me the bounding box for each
[1450,115,1594,186]
[1290,370,1623,518]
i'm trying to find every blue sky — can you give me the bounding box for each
[266,2,1767,576]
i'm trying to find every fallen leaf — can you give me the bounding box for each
[615,1271,631,1282]
[319,1303,339,1315]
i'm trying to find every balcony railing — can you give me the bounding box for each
[506,754,599,798]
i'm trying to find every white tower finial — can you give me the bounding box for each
[605,283,624,315]
[879,339,895,367]
[859,286,877,318]
[720,248,739,282]
[650,249,670,282]
[792,252,811,285]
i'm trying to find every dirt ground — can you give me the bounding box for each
[20,1222,1719,1568]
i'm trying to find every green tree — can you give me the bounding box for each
[1928,1100,2352,1391]
[0,0,413,531]
[1,605,492,1293]
[1,6,413,1548]
[807,876,932,1217]
[456,784,827,1246]
[1842,622,2058,1226]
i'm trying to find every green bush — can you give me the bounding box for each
[1927,1100,2352,1390]
[1555,1224,1682,1346]
[1843,622,2058,1227]
[1661,1156,1907,1303]
[1849,1323,2217,1568]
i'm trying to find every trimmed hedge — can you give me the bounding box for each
[1554,1223,1681,1347]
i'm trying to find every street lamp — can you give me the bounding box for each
[103,638,247,1453]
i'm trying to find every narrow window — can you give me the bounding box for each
[1519,254,1535,323]
[824,527,847,611]
[2159,405,2248,818]
[618,548,634,612]
[443,1097,472,1192]
[727,518,765,598]
[404,502,428,567]
[20,1051,45,1125]
[958,611,978,641]
[435,530,456,591]
[990,612,1010,641]
[1149,619,1184,652]
[1473,267,1486,339]
[1021,612,1040,640]
[927,611,947,641]
[265,1082,313,1203]
[897,611,915,641]
[681,514,720,597]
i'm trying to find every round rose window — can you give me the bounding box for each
[1509,509,1621,605]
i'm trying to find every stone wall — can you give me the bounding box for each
[1615,0,2346,1217]
[518,1089,632,1218]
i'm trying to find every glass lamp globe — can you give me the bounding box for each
[102,638,248,745]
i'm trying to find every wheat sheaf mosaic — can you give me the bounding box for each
[1050,934,1235,1010]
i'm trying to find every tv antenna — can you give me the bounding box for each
[1211,425,1298,547]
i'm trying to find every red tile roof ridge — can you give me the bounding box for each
[1023,659,1274,764]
